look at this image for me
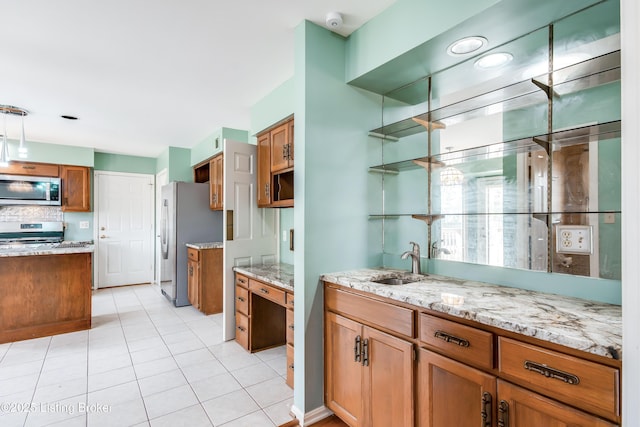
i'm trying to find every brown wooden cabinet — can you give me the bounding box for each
[186,247,222,314]
[60,165,91,212]
[256,116,294,207]
[325,311,414,427]
[209,154,223,210]
[0,160,59,177]
[497,380,617,427]
[324,281,621,426]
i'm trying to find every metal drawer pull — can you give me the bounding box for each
[481,392,492,426]
[289,364,294,370]
[354,335,362,362]
[362,338,369,366]
[434,330,470,347]
[237,326,246,332]
[497,400,509,427]
[523,360,580,385]
[237,296,245,302]
[22,165,36,169]
[260,288,269,294]
[238,278,246,284]
[288,324,294,330]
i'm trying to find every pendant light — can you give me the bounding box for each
[0,105,29,165]
[18,112,27,158]
[440,147,464,186]
[0,112,9,167]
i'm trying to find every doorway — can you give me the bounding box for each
[94,171,154,288]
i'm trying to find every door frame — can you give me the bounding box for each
[154,168,169,286]
[93,170,155,290]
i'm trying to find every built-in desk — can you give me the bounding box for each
[233,263,294,387]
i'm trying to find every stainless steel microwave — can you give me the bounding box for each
[0,174,61,206]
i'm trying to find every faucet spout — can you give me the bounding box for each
[401,242,421,274]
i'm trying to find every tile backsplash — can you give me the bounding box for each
[0,206,63,222]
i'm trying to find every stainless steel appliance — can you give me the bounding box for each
[0,221,64,244]
[0,174,61,206]
[160,182,222,307]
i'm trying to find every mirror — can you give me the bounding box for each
[373,0,621,280]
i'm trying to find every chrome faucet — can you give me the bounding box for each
[401,241,421,275]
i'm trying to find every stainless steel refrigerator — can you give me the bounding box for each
[160,182,222,306]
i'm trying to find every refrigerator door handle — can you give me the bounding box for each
[161,199,169,259]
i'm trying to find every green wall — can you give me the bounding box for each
[6,139,94,167]
[94,152,156,174]
[156,146,192,182]
[250,78,295,140]
[190,127,249,166]
[293,20,381,414]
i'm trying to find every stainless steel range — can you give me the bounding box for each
[0,221,64,245]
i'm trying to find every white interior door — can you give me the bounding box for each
[155,169,169,286]
[222,139,278,340]
[95,171,154,288]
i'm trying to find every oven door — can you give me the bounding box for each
[0,174,61,205]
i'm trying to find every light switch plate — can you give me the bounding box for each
[79,221,90,229]
[556,225,593,254]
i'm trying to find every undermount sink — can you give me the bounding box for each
[373,277,414,285]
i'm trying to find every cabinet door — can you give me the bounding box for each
[325,312,363,427]
[60,165,90,212]
[187,258,199,309]
[209,154,223,210]
[497,380,618,427]
[270,123,289,172]
[417,348,496,427]
[287,119,294,166]
[257,132,271,207]
[363,326,413,427]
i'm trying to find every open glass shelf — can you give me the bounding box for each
[369,51,621,140]
[369,120,620,173]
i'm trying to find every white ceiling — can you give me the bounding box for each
[1,0,397,158]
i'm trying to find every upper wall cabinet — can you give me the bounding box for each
[369,0,621,280]
[257,116,294,208]
[0,161,59,177]
[60,165,91,212]
[210,154,223,211]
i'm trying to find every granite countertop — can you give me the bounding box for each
[233,263,294,292]
[186,242,224,250]
[0,241,95,257]
[321,268,622,360]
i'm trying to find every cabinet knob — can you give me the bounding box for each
[100,235,107,239]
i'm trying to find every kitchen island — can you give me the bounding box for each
[0,244,94,344]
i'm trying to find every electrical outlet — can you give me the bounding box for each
[556,225,593,254]
[604,212,616,224]
[79,221,90,229]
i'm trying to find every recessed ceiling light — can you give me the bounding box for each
[474,52,513,69]
[447,36,487,56]
[61,115,78,120]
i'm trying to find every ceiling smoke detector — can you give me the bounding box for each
[326,12,343,30]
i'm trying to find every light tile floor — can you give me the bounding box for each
[0,284,294,427]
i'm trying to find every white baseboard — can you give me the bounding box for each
[290,405,334,426]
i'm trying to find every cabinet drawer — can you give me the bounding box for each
[286,308,294,345]
[187,247,199,262]
[419,313,494,370]
[235,313,249,350]
[286,292,294,309]
[250,280,286,305]
[0,161,59,177]
[286,343,294,388]
[235,274,249,289]
[235,286,249,316]
[324,285,414,338]
[498,337,619,420]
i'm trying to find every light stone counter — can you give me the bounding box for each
[321,268,622,360]
[233,263,294,292]
[0,242,94,257]
[185,242,224,250]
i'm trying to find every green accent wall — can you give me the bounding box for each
[6,139,94,167]
[250,78,295,140]
[156,146,192,182]
[94,152,156,174]
[190,127,249,166]
[279,208,294,265]
[293,20,381,414]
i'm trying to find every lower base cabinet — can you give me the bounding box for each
[325,312,413,427]
[324,282,620,427]
[187,247,223,315]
